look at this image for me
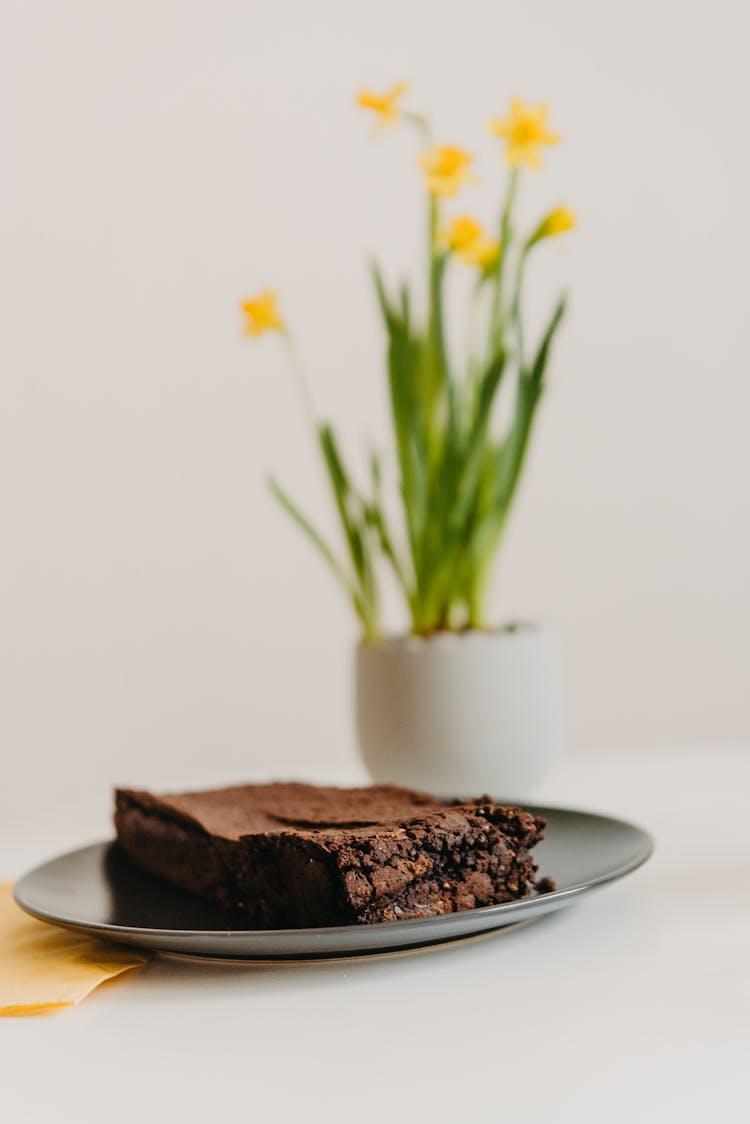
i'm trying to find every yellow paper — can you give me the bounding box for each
[0,882,147,1016]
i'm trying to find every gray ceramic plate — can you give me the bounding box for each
[13,805,652,960]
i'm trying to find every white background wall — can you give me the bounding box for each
[2,0,748,818]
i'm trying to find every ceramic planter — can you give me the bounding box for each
[356,626,563,798]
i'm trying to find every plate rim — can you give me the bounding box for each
[13,803,654,943]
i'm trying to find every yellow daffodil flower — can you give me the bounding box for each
[537,205,576,237]
[528,206,577,247]
[444,215,483,251]
[356,82,408,126]
[418,144,474,197]
[489,98,560,170]
[442,215,500,268]
[474,241,500,268]
[240,290,284,337]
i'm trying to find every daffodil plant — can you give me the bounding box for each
[241,89,575,641]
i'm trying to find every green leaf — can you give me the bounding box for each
[498,296,566,501]
[268,476,370,627]
[318,424,378,625]
[415,349,506,620]
[377,292,428,577]
[455,349,506,514]
[528,294,567,394]
[370,259,397,330]
[462,296,567,619]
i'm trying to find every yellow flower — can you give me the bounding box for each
[538,206,576,237]
[418,144,474,197]
[442,215,500,268]
[489,98,560,170]
[529,206,577,246]
[444,215,483,251]
[356,82,408,126]
[240,290,284,337]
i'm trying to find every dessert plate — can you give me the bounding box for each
[14,805,652,960]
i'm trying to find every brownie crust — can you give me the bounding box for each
[115,782,549,928]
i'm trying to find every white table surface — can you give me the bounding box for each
[2,747,748,1124]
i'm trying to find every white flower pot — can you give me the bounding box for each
[356,626,564,798]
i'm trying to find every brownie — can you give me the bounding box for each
[114,782,549,928]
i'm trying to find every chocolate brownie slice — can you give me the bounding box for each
[114,782,548,928]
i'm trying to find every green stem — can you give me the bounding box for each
[428,195,439,334]
[490,167,520,350]
[465,279,485,391]
[428,200,457,443]
[269,476,375,638]
[466,584,483,630]
[277,333,382,641]
[282,331,316,431]
[511,248,529,375]
[403,111,432,145]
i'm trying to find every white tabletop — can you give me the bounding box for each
[2,746,747,1124]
